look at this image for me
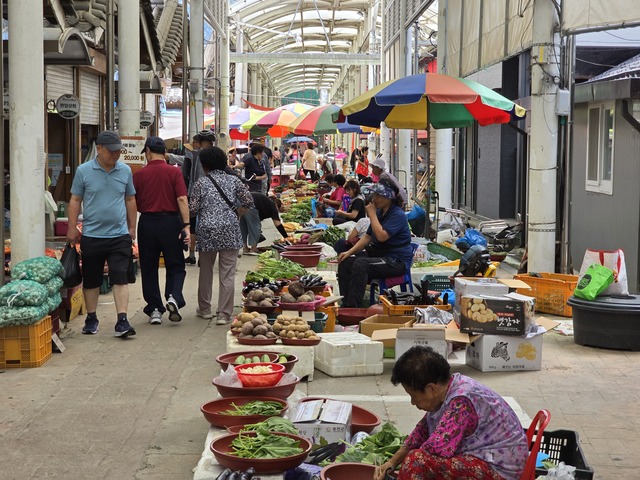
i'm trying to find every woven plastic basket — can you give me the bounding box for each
[426,242,462,260]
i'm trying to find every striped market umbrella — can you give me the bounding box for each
[288,103,363,135]
[240,106,303,138]
[336,72,526,129]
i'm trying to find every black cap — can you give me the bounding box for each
[141,136,167,154]
[96,130,123,151]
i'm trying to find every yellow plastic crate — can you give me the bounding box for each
[380,295,451,316]
[0,315,52,368]
[514,273,579,317]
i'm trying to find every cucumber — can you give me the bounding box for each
[261,354,271,363]
[252,356,261,363]
[244,358,252,364]
[278,355,288,364]
[234,355,245,365]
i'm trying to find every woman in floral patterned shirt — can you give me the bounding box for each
[189,147,253,325]
[374,346,528,480]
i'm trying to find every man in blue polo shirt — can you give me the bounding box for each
[67,130,138,338]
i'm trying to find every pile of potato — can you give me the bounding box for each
[280,281,316,304]
[272,315,320,341]
[231,312,278,339]
[244,287,278,308]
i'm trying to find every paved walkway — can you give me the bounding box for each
[1,242,639,479]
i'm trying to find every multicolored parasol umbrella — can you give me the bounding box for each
[240,106,304,138]
[288,103,363,135]
[337,73,526,130]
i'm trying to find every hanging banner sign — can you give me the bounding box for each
[56,94,81,119]
[140,110,155,128]
[120,135,146,165]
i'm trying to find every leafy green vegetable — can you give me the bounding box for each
[240,417,299,434]
[412,260,444,268]
[220,400,285,416]
[322,226,346,245]
[281,200,313,223]
[323,422,406,466]
[230,431,304,459]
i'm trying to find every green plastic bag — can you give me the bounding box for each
[574,263,615,300]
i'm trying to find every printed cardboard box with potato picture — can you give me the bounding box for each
[459,292,535,336]
[465,317,560,372]
[291,399,352,447]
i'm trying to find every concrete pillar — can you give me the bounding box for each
[262,80,268,108]
[189,0,204,138]
[255,73,262,106]
[9,0,45,262]
[528,0,560,272]
[118,0,141,137]
[249,63,258,103]
[218,18,230,153]
[234,24,243,107]
[397,19,411,191]
[435,129,452,208]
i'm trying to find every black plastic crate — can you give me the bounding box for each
[420,274,452,292]
[535,430,594,480]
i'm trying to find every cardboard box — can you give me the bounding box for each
[291,399,352,446]
[465,317,560,372]
[359,314,415,349]
[459,292,535,336]
[453,278,530,315]
[371,322,476,359]
[313,218,335,226]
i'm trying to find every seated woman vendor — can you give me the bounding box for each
[374,346,528,480]
[337,181,413,307]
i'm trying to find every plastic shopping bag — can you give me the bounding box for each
[574,263,615,301]
[579,248,628,295]
[60,243,82,287]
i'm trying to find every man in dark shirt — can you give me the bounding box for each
[242,143,268,192]
[134,137,190,324]
[240,192,288,255]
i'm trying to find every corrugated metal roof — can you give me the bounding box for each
[587,53,640,83]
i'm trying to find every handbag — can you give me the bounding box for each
[60,243,82,287]
[574,263,615,301]
[206,175,248,218]
[579,248,628,295]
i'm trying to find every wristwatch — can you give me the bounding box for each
[182,222,190,228]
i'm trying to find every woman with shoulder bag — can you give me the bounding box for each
[189,146,254,325]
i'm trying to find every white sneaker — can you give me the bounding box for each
[196,308,213,320]
[149,309,162,325]
[216,315,232,325]
[166,295,182,322]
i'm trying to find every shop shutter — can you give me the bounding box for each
[80,71,101,125]
[46,66,74,104]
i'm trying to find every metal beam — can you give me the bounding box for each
[229,52,380,65]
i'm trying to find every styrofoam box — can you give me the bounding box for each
[225,331,315,381]
[395,325,452,360]
[466,333,543,372]
[315,332,383,377]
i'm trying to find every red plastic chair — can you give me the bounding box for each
[520,409,551,480]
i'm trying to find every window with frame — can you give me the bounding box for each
[586,102,614,194]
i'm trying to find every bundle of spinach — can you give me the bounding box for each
[323,422,405,466]
[230,431,304,459]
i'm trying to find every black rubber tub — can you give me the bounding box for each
[567,295,640,350]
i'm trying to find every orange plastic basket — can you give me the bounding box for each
[380,295,452,316]
[514,273,579,317]
[0,315,52,368]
